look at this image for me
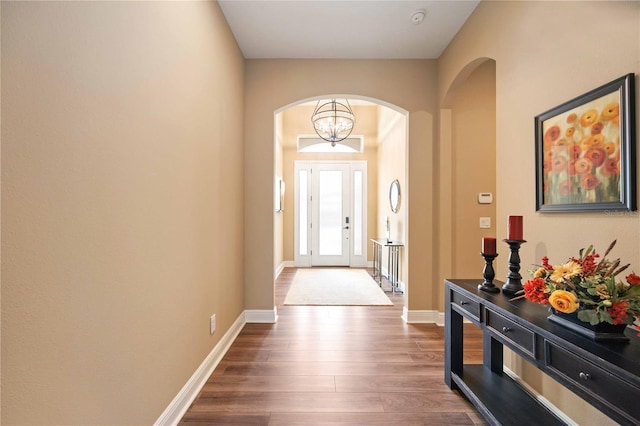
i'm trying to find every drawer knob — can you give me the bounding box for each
[460,301,468,305]
[502,326,512,333]
[579,372,591,381]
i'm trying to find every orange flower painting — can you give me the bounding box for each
[535,74,635,212]
[542,91,620,204]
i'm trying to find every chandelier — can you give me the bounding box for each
[311,99,356,146]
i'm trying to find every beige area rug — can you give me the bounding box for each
[284,268,393,306]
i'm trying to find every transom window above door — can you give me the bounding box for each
[297,136,363,153]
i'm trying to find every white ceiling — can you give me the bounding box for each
[218,0,480,59]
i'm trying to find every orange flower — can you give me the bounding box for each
[544,125,561,143]
[574,158,593,174]
[566,113,577,124]
[602,102,619,121]
[581,135,604,152]
[567,159,578,176]
[552,138,568,148]
[601,158,620,177]
[565,127,575,137]
[543,159,552,175]
[603,142,617,157]
[558,179,573,196]
[580,173,600,190]
[551,156,568,173]
[549,290,580,314]
[584,147,607,168]
[589,134,605,147]
[591,122,604,135]
[580,109,599,127]
[551,139,568,155]
[568,143,582,160]
[580,136,594,151]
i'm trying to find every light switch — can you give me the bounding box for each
[480,217,491,229]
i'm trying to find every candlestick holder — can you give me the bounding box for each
[478,253,499,293]
[502,239,527,295]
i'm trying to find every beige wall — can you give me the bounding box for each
[438,1,639,423]
[377,106,408,287]
[447,60,497,278]
[245,59,438,312]
[1,2,245,424]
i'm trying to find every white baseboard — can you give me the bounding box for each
[154,312,246,425]
[402,307,442,324]
[245,307,278,323]
[275,263,285,279]
[503,367,577,426]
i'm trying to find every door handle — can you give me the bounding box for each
[343,226,349,229]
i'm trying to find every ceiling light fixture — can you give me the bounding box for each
[410,9,426,25]
[311,99,356,147]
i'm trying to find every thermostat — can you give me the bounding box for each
[478,193,493,204]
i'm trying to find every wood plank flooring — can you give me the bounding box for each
[180,268,486,425]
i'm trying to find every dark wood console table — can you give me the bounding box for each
[445,279,640,426]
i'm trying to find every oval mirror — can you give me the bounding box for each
[389,179,401,213]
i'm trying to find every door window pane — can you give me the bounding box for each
[318,170,342,255]
[299,170,308,255]
[353,170,363,256]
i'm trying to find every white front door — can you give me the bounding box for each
[311,163,351,266]
[294,161,367,267]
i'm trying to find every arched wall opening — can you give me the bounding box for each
[437,58,497,311]
[243,59,439,322]
[273,95,410,311]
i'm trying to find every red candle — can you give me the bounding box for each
[507,216,523,240]
[482,237,497,255]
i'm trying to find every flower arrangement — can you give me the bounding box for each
[518,240,640,329]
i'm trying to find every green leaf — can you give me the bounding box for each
[578,280,591,288]
[600,311,613,325]
[577,309,599,325]
[624,285,640,297]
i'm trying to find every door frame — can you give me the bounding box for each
[294,160,368,267]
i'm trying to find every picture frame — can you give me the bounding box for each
[535,73,636,213]
[274,176,285,212]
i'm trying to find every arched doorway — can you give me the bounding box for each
[273,96,409,308]
[438,58,497,290]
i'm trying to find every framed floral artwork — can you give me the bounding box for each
[535,74,636,212]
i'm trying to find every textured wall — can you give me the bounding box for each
[1,2,245,423]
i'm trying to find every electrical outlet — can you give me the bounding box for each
[479,217,491,229]
[210,314,216,335]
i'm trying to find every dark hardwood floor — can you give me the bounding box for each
[180,267,486,425]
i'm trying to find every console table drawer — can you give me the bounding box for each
[486,309,535,358]
[546,341,640,420]
[451,291,480,321]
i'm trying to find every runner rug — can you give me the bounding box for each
[283,268,393,306]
